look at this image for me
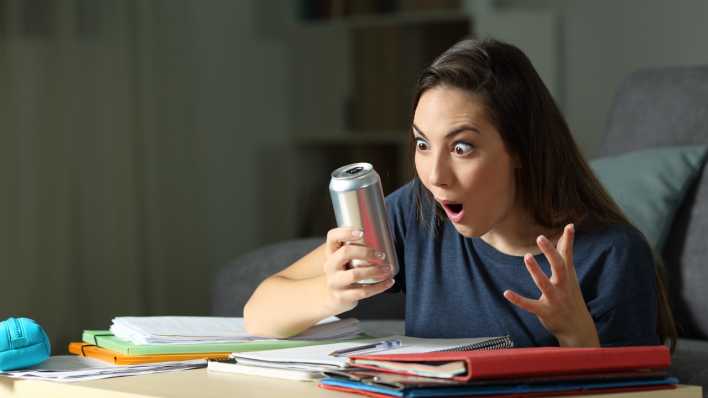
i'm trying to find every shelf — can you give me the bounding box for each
[293,131,409,146]
[297,9,470,29]
[290,3,471,160]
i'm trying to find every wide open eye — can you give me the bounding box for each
[453,142,473,156]
[415,138,429,151]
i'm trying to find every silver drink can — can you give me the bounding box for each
[329,162,399,284]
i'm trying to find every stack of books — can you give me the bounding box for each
[319,345,678,397]
[205,333,678,396]
[68,316,361,365]
[207,335,512,381]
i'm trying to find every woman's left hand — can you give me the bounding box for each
[503,223,600,347]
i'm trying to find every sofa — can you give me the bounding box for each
[212,65,708,393]
[599,65,708,391]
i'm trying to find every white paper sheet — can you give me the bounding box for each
[0,356,206,382]
[110,316,359,344]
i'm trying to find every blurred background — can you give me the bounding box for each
[1,0,707,349]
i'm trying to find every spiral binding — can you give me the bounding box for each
[434,335,514,352]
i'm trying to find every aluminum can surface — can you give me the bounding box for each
[329,162,399,284]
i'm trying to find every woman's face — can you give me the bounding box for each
[413,85,518,238]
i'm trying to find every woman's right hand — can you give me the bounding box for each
[323,227,396,315]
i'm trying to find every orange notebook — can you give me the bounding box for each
[349,345,671,382]
[68,342,230,365]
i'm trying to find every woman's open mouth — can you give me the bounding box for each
[441,201,465,223]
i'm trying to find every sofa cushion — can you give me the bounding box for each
[672,338,708,392]
[601,66,708,157]
[590,145,708,251]
[664,163,708,340]
[211,238,323,317]
[600,66,708,341]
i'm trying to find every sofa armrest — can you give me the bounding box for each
[672,338,708,395]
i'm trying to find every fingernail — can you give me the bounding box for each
[569,223,575,233]
[352,230,363,237]
[388,279,395,286]
[375,251,386,260]
[538,235,548,245]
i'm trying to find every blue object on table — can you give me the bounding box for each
[320,376,680,398]
[0,317,51,371]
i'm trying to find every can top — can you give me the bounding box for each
[330,162,379,192]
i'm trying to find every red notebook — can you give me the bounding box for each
[349,345,671,382]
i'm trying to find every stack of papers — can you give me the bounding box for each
[110,316,360,345]
[1,356,206,382]
[80,329,336,356]
[208,335,511,381]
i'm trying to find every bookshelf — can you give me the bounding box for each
[297,0,465,23]
[287,1,473,236]
[288,0,560,142]
[299,9,470,29]
[292,138,412,237]
[291,0,471,141]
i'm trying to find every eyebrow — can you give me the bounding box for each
[412,123,481,140]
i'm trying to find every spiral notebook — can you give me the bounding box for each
[218,335,513,380]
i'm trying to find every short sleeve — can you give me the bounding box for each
[586,227,660,346]
[384,180,417,293]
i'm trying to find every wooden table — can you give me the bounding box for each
[0,369,702,398]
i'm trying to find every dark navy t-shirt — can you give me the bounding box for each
[384,180,660,347]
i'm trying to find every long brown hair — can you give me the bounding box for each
[410,38,677,351]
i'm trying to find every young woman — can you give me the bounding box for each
[244,38,676,349]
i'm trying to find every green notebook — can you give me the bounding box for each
[82,330,362,356]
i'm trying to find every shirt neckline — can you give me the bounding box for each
[469,234,547,266]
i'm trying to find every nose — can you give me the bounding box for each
[428,151,451,187]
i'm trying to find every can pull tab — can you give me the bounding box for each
[8,317,27,349]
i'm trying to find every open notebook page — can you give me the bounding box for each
[231,335,509,369]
